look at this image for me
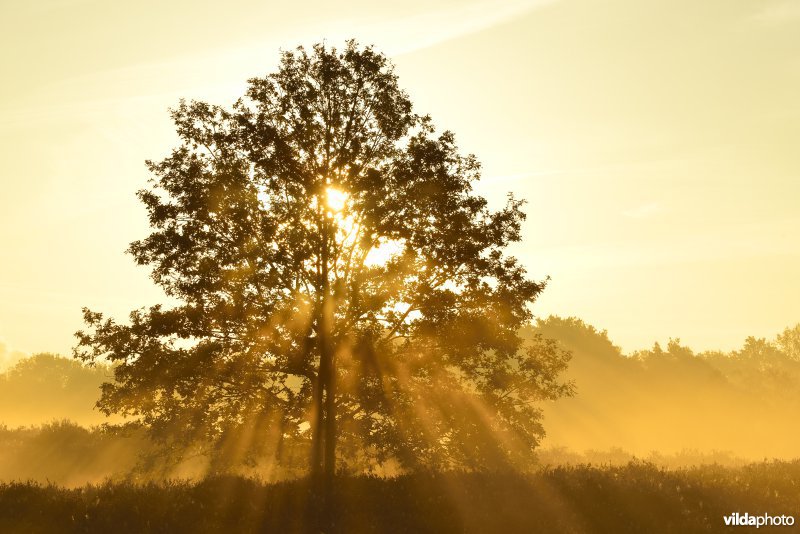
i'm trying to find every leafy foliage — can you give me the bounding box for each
[74,41,572,474]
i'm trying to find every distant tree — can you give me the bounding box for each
[532,316,625,362]
[635,339,726,385]
[74,41,572,483]
[776,324,800,361]
[0,354,112,427]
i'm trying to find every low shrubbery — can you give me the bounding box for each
[1,461,798,533]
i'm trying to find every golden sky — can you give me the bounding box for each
[1,0,798,356]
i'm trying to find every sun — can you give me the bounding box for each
[326,187,348,213]
[323,186,404,268]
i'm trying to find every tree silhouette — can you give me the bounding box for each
[75,41,572,483]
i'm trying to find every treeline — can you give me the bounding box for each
[0,353,113,427]
[534,317,800,458]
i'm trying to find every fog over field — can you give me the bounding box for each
[2,317,798,487]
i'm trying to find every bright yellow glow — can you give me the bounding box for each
[326,187,348,213]
[1,0,799,358]
[365,239,406,267]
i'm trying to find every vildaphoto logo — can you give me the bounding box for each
[723,512,795,528]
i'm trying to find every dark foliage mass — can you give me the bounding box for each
[1,462,798,533]
[73,40,572,476]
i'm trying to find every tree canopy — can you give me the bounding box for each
[75,41,572,477]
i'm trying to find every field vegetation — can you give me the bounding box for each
[2,461,798,533]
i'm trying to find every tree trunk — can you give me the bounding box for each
[311,211,337,484]
[310,348,325,477]
[323,298,337,482]
[307,211,337,528]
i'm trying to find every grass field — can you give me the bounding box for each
[1,461,798,533]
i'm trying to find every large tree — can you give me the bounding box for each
[75,41,572,479]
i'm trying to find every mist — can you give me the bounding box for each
[535,317,800,459]
[2,317,798,487]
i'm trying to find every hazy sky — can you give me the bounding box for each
[1,0,798,357]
